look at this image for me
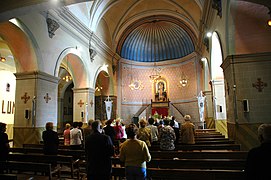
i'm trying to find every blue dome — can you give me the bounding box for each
[120,20,195,62]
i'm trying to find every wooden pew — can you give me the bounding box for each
[10,147,85,160]
[0,161,61,180]
[111,157,245,170]
[149,143,241,151]
[23,143,71,149]
[195,137,231,141]
[195,134,226,138]
[111,167,245,180]
[147,168,245,180]
[193,140,235,144]
[150,151,248,159]
[195,129,217,132]
[0,174,17,180]
[147,159,245,170]
[7,153,80,179]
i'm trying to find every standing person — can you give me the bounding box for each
[0,122,10,161]
[63,123,71,146]
[119,123,151,180]
[113,119,124,154]
[85,120,114,180]
[82,119,94,148]
[83,119,94,138]
[159,118,176,150]
[70,122,83,150]
[180,115,195,144]
[137,119,152,147]
[121,122,127,141]
[42,122,59,155]
[114,119,124,141]
[147,117,159,145]
[103,119,116,144]
[245,124,271,180]
[170,116,180,144]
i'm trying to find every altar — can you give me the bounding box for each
[151,100,170,118]
[151,79,169,117]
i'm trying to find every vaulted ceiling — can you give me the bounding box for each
[0,0,269,63]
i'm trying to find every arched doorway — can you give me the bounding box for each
[210,31,227,136]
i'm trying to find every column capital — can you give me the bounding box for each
[14,71,59,84]
[72,87,95,94]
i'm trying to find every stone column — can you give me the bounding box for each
[73,88,95,124]
[57,97,64,130]
[13,71,59,147]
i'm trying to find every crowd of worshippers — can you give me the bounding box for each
[1,119,271,180]
[58,114,196,152]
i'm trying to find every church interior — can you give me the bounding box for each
[0,0,271,155]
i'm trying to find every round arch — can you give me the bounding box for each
[0,21,39,72]
[211,31,224,80]
[54,47,89,89]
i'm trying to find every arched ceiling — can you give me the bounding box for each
[119,18,195,62]
[90,0,202,42]
[0,0,269,63]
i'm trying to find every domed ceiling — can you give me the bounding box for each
[119,20,195,62]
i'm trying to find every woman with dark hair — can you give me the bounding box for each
[85,120,114,180]
[0,122,10,161]
[159,118,176,150]
[119,123,151,180]
[42,122,59,155]
[103,119,116,144]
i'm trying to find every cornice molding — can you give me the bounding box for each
[48,7,115,60]
[221,52,271,70]
[72,87,95,94]
[14,71,59,84]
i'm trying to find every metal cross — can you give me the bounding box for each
[21,92,30,104]
[44,93,51,103]
[252,78,267,92]
[78,99,84,107]
[89,99,94,107]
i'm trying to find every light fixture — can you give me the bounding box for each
[178,72,188,87]
[149,62,161,83]
[267,8,271,27]
[62,75,72,82]
[95,86,102,92]
[206,32,212,38]
[62,56,72,82]
[0,56,6,62]
[0,53,6,62]
[128,63,143,90]
[149,36,162,83]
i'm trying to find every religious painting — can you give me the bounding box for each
[155,79,167,102]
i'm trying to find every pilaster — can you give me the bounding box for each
[73,87,95,123]
[13,71,59,147]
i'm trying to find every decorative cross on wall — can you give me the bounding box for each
[44,93,51,103]
[78,99,84,107]
[252,78,267,92]
[89,99,94,107]
[21,92,30,104]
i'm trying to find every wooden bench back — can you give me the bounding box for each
[10,147,85,160]
[0,161,59,180]
[111,157,245,170]
[111,167,245,180]
[148,159,245,170]
[150,151,248,159]
[23,143,70,149]
[149,143,241,151]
